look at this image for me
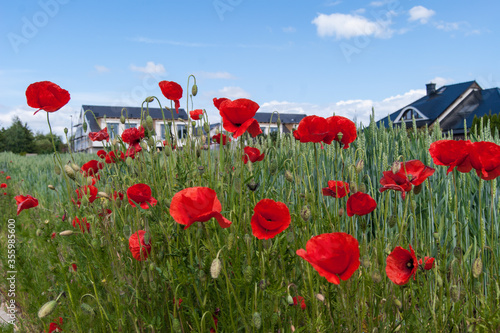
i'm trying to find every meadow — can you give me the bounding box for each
[0,96,499,332]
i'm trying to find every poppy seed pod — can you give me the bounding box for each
[38,300,57,318]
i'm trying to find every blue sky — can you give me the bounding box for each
[1,0,499,138]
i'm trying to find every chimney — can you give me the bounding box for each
[426,82,436,95]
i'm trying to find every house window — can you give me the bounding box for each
[177,124,187,140]
[107,122,120,139]
[401,109,421,121]
[125,123,137,129]
[160,123,173,140]
[270,126,278,133]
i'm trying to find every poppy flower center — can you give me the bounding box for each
[406,261,414,269]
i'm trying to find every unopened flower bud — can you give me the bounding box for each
[36,229,43,237]
[64,127,68,134]
[388,215,397,228]
[120,115,126,124]
[146,115,154,130]
[210,258,222,279]
[252,312,262,329]
[191,84,198,96]
[80,303,95,316]
[244,233,252,247]
[227,233,235,250]
[64,165,76,180]
[60,230,74,236]
[316,293,325,302]
[286,295,294,305]
[48,185,56,191]
[146,96,155,103]
[285,170,294,183]
[54,165,61,175]
[338,208,344,217]
[172,318,182,333]
[450,285,460,302]
[393,298,402,309]
[244,265,253,283]
[83,121,87,132]
[300,205,311,222]
[391,161,401,174]
[358,183,367,193]
[361,255,371,268]
[97,191,109,199]
[413,184,423,195]
[38,300,57,318]
[71,163,79,171]
[355,160,364,173]
[472,257,483,278]
[247,181,259,192]
[203,123,210,134]
[164,146,172,156]
[350,182,358,194]
[453,246,463,259]
[371,270,382,283]
[140,141,148,151]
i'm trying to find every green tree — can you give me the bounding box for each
[3,117,35,154]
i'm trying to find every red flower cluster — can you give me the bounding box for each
[379,160,435,199]
[14,194,39,215]
[104,151,125,164]
[296,232,360,284]
[214,98,262,138]
[127,184,157,209]
[429,140,500,180]
[129,230,151,261]
[97,149,106,159]
[251,199,290,239]
[385,245,437,285]
[292,296,306,310]
[159,81,183,114]
[242,146,265,164]
[81,160,103,177]
[322,180,349,198]
[189,109,204,120]
[72,217,90,233]
[121,126,145,158]
[48,317,63,333]
[88,127,109,142]
[419,256,435,270]
[0,183,6,188]
[26,81,70,115]
[169,187,232,229]
[212,133,230,145]
[73,185,98,207]
[293,115,357,148]
[346,192,377,216]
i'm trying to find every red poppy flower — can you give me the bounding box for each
[70,263,77,272]
[48,317,63,333]
[296,232,360,284]
[88,127,110,142]
[105,151,125,164]
[122,126,145,156]
[162,140,177,150]
[14,194,39,215]
[26,81,70,115]
[293,115,328,143]
[215,98,263,138]
[429,140,473,174]
[81,160,103,177]
[72,217,90,233]
[386,245,418,285]
[113,191,124,201]
[242,146,265,164]
[322,180,349,198]
[127,184,157,209]
[170,187,232,229]
[6,176,11,180]
[419,256,435,270]
[51,232,56,239]
[346,192,377,216]
[3,193,6,196]
[159,80,183,114]
[323,116,357,148]
[129,230,151,261]
[251,199,290,239]
[469,141,500,180]
[213,97,228,110]
[189,109,204,120]
[292,296,307,310]
[379,160,435,199]
[212,133,231,145]
[0,183,6,188]
[73,185,98,207]
[97,149,106,159]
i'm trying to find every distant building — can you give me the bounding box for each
[254,112,307,134]
[377,81,500,137]
[73,105,190,153]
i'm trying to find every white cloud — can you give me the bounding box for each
[196,71,236,79]
[130,61,166,74]
[429,77,454,87]
[94,65,110,73]
[215,86,251,99]
[282,26,297,33]
[435,21,462,31]
[312,13,393,39]
[408,6,435,24]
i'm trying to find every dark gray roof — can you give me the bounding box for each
[81,105,188,132]
[451,88,500,132]
[377,81,477,127]
[253,112,306,124]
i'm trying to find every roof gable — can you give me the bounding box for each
[253,112,306,123]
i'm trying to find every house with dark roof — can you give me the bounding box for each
[377,81,500,137]
[254,112,307,134]
[73,105,190,153]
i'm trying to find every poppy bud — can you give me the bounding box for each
[285,170,294,183]
[450,285,460,302]
[247,181,259,192]
[140,141,148,151]
[244,265,253,283]
[145,96,155,103]
[145,115,154,131]
[355,160,364,173]
[203,123,209,134]
[286,231,295,243]
[436,274,443,287]
[453,246,463,259]
[472,257,482,278]
[83,121,87,132]
[38,300,57,318]
[271,312,279,325]
[63,127,68,135]
[164,146,172,156]
[64,165,75,180]
[361,255,371,268]
[54,165,61,175]
[91,239,100,248]
[71,163,79,171]
[244,233,252,247]
[393,298,402,309]
[48,185,56,191]
[191,84,198,96]
[210,258,222,279]
[286,295,294,305]
[81,303,95,316]
[172,318,182,333]
[391,161,401,174]
[371,270,382,283]
[388,215,397,228]
[60,230,74,236]
[252,312,262,329]
[36,229,43,237]
[413,184,423,195]
[300,205,311,222]
[316,293,325,302]
[358,183,367,193]
[269,159,278,175]
[97,191,109,199]
[277,118,281,127]
[338,208,344,217]
[350,182,358,194]
[227,233,235,250]
[120,115,126,124]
